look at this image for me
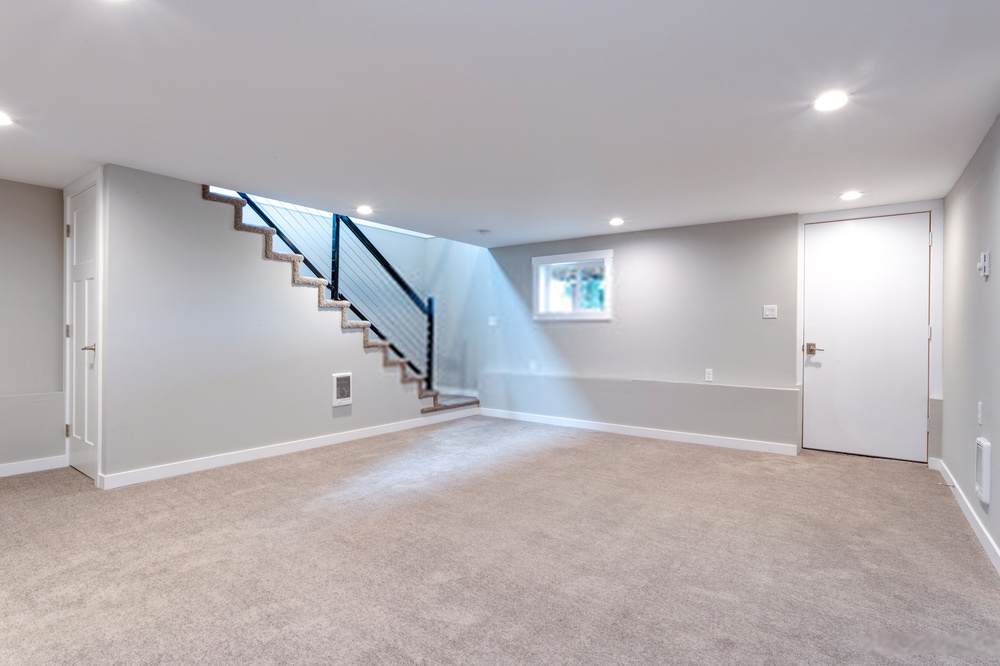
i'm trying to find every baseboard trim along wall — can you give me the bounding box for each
[479,408,798,456]
[98,402,797,489]
[98,406,478,490]
[929,457,1000,576]
[0,453,68,478]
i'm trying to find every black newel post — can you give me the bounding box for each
[331,215,341,299]
[426,296,435,391]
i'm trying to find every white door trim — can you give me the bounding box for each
[800,211,932,461]
[64,167,106,484]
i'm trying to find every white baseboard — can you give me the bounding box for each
[479,408,798,456]
[98,408,477,490]
[0,454,68,478]
[928,457,1000,576]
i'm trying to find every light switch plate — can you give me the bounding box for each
[761,304,778,319]
[704,368,713,382]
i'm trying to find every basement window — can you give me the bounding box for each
[532,250,613,321]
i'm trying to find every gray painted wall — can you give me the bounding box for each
[485,216,799,386]
[472,216,802,443]
[0,178,64,465]
[480,374,801,444]
[377,213,802,442]
[101,166,428,475]
[425,237,493,392]
[943,114,1000,545]
[362,225,428,297]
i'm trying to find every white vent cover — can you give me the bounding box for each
[976,437,991,505]
[332,373,352,407]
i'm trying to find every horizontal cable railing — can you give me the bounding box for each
[237,192,434,388]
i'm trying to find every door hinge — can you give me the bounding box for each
[928,231,933,246]
[928,325,933,341]
[66,224,71,238]
[65,423,71,438]
[65,324,71,338]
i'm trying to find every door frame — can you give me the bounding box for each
[64,167,106,484]
[799,209,934,461]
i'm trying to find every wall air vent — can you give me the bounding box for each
[976,437,991,505]
[333,373,352,407]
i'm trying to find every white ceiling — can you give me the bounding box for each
[2,1,1000,247]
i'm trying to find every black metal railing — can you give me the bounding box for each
[238,192,434,390]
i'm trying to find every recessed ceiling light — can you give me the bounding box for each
[840,190,864,201]
[814,90,849,112]
[356,204,373,216]
[609,217,625,227]
[0,110,13,127]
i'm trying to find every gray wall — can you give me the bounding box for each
[485,216,798,386]
[362,225,428,296]
[425,237,493,392]
[0,178,64,465]
[943,114,999,545]
[379,213,802,442]
[473,216,802,444]
[101,166,428,475]
[480,374,801,444]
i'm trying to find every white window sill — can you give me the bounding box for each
[533,312,613,322]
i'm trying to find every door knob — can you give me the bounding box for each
[81,344,96,352]
[804,342,824,355]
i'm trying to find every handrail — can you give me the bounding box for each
[337,215,429,315]
[239,192,433,390]
[345,301,423,377]
[239,192,330,286]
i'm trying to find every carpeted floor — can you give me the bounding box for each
[2,416,998,664]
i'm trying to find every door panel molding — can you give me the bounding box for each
[64,167,105,482]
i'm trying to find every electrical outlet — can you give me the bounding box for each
[705,368,713,382]
[761,304,778,319]
[487,315,499,327]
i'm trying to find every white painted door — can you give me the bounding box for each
[802,213,930,462]
[67,185,100,478]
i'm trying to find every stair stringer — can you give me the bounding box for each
[201,186,478,413]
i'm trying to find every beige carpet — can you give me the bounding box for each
[2,416,998,664]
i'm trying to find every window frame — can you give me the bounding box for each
[531,249,614,321]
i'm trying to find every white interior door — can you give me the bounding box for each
[802,213,930,462]
[67,184,100,479]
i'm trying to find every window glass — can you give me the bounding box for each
[533,251,612,320]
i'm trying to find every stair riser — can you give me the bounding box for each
[203,185,434,410]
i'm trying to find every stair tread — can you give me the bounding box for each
[235,224,275,236]
[319,299,351,309]
[421,398,479,414]
[294,277,328,286]
[268,251,303,263]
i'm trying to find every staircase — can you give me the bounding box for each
[202,185,478,414]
